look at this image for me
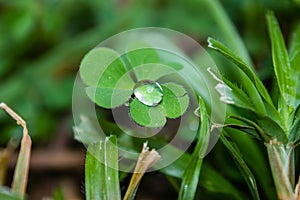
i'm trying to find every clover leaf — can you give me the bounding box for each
[80,45,189,127]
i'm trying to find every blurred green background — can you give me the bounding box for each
[1,0,299,144]
[0,0,299,199]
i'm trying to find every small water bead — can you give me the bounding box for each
[133,80,163,106]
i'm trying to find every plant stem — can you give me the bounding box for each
[265,139,296,200]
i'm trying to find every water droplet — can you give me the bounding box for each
[133,80,163,106]
[108,76,112,80]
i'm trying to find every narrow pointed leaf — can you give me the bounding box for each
[266,12,296,109]
[289,22,300,108]
[178,96,209,200]
[160,153,245,199]
[207,37,273,106]
[220,133,260,200]
[208,68,254,111]
[85,135,121,200]
[229,115,270,142]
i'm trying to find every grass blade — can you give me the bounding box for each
[289,22,300,110]
[178,96,210,200]
[85,135,121,200]
[0,138,18,186]
[207,67,255,111]
[220,133,260,200]
[266,11,296,109]
[207,37,273,106]
[0,103,31,197]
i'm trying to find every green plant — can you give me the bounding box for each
[207,11,300,200]
[79,46,189,127]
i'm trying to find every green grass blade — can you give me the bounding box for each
[220,133,260,200]
[178,96,210,200]
[207,37,273,106]
[85,135,121,200]
[289,22,300,109]
[266,11,296,109]
[160,153,245,199]
[208,67,255,111]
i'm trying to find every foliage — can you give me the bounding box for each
[85,135,121,200]
[208,11,300,200]
[0,0,300,199]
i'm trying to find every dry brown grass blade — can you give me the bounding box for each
[0,149,9,185]
[123,142,161,200]
[0,102,32,195]
[0,138,19,185]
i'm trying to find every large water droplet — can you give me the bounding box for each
[133,80,163,106]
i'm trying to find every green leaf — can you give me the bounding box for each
[129,98,166,127]
[85,86,132,109]
[229,115,270,142]
[289,22,300,108]
[0,187,22,200]
[207,37,273,106]
[266,12,296,109]
[127,47,159,66]
[161,83,189,119]
[160,154,244,199]
[178,96,209,200]
[257,116,288,144]
[207,68,254,111]
[207,39,267,116]
[80,47,135,108]
[132,63,176,81]
[85,135,121,200]
[222,123,261,140]
[220,133,260,200]
[80,47,122,86]
[289,105,300,142]
[97,56,134,89]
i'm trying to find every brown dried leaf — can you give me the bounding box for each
[0,103,32,195]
